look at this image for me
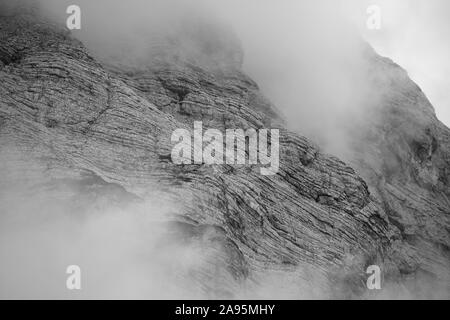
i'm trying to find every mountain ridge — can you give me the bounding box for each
[0,10,448,298]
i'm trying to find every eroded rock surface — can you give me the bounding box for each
[0,10,448,298]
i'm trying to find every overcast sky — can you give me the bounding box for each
[346,0,450,127]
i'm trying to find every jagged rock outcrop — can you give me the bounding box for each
[0,8,448,298]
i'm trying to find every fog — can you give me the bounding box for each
[0,154,335,299]
[0,0,447,299]
[345,0,450,128]
[0,164,209,299]
[1,0,447,152]
[13,0,381,158]
[217,0,377,157]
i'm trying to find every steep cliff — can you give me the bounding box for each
[0,9,448,298]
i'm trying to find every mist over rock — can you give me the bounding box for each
[0,5,448,298]
[345,47,450,297]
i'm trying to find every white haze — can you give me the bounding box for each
[345,0,450,128]
[20,0,381,158]
[0,155,334,299]
[0,168,208,299]
[0,0,447,299]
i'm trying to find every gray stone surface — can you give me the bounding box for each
[0,12,448,298]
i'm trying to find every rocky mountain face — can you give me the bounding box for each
[346,48,450,298]
[0,9,448,298]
